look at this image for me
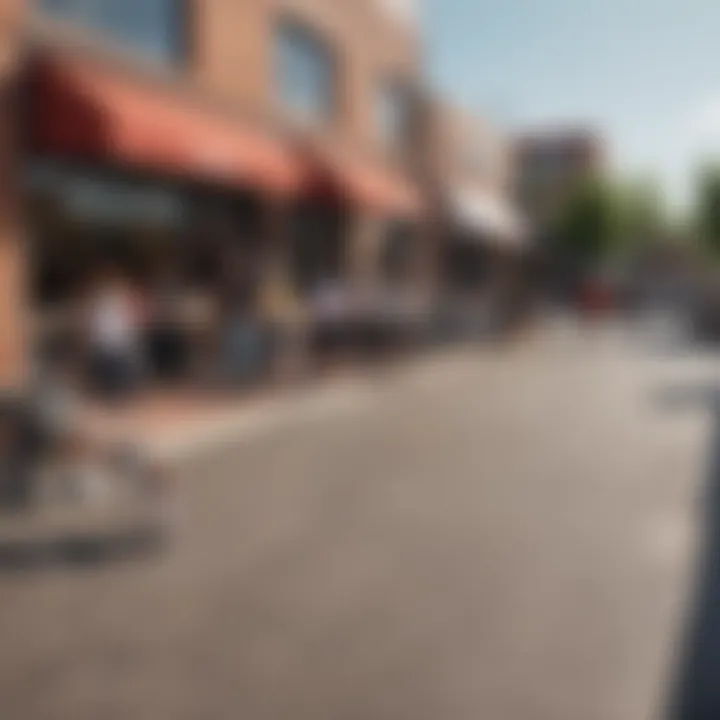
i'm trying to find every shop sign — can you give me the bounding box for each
[27,164,186,226]
[63,177,185,226]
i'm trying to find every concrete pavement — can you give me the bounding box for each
[0,323,714,719]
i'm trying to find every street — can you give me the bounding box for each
[0,323,714,720]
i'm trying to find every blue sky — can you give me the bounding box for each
[424,0,720,207]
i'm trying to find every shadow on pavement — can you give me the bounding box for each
[0,529,166,574]
[668,389,720,718]
[653,383,720,416]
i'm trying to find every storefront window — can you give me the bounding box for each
[26,162,190,301]
[26,163,187,228]
[290,202,344,292]
[275,19,335,123]
[37,0,186,63]
[382,221,415,281]
[444,240,490,291]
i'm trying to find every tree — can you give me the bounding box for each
[550,176,666,275]
[615,179,665,251]
[694,164,720,258]
[550,177,620,273]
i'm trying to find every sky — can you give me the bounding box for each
[423,0,720,209]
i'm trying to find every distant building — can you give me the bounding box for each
[416,97,527,332]
[514,129,605,237]
[423,99,523,248]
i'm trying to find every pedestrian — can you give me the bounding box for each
[217,247,263,386]
[310,275,349,363]
[146,265,189,383]
[84,266,145,402]
[260,267,307,383]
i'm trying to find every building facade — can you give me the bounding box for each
[0,0,532,390]
[423,99,523,289]
[0,0,429,388]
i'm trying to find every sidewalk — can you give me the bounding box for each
[77,362,403,464]
[77,347,498,465]
[78,381,366,463]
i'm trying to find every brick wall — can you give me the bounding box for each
[191,0,422,171]
[30,0,423,174]
[0,0,28,390]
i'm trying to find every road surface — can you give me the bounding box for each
[0,322,713,719]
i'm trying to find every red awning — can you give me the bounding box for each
[303,145,423,219]
[28,57,304,196]
[337,162,422,218]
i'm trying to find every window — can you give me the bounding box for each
[37,0,186,63]
[275,19,335,123]
[376,80,413,149]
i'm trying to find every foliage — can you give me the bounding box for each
[550,178,618,271]
[550,175,665,273]
[694,164,720,258]
[615,180,664,249]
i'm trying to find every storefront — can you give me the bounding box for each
[21,51,305,389]
[0,35,431,396]
[292,145,425,354]
[437,187,527,338]
[25,161,266,300]
[291,144,422,288]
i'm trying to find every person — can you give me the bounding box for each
[146,266,189,382]
[260,268,307,382]
[310,275,349,362]
[84,267,145,402]
[217,248,263,387]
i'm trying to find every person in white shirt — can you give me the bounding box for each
[86,268,144,401]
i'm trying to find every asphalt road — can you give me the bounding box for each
[0,322,714,720]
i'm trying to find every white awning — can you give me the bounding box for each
[450,188,528,249]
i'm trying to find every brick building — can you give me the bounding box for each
[0,0,430,388]
[0,0,530,391]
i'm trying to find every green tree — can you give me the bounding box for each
[551,176,666,274]
[551,178,620,272]
[694,164,720,257]
[615,179,664,251]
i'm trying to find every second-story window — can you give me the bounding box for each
[275,19,335,123]
[375,80,413,151]
[37,0,186,64]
